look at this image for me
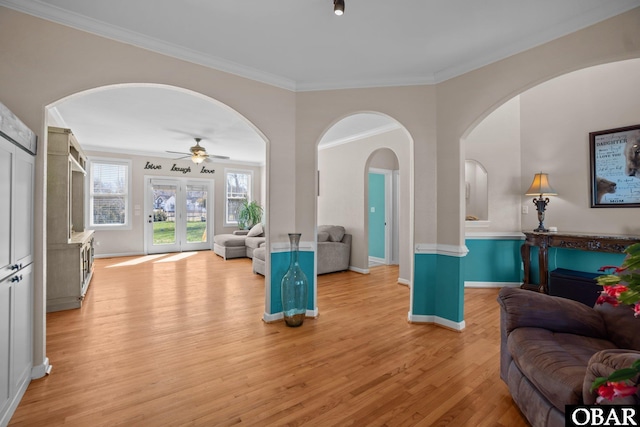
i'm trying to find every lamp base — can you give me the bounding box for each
[533,226,549,233]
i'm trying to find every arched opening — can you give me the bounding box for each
[44,83,270,309]
[462,58,640,289]
[316,112,413,310]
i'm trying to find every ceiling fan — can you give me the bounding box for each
[166,137,230,164]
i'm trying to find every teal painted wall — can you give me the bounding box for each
[368,173,385,259]
[464,238,523,283]
[464,237,626,286]
[413,253,464,323]
[269,250,315,314]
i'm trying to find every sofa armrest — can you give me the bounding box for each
[583,350,640,405]
[497,287,607,338]
[233,230,249,235]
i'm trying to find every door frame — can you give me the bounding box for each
[144,175,214,254]
[369,167,395,265]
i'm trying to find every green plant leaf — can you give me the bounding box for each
[632,359,640,371]
[607,368,639,383]
[597,275,622,285]
[591,376,608,391]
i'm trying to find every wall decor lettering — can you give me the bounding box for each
[171,164,191,174]
[590,124,640,207]
[200,166,215,174]
[144,161,162,170]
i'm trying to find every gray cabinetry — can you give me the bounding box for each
[0,102,36,427]
[46,127,94,312]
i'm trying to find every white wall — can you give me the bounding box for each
[520,59,640,235]
[465,97,521,232]
[318,128,411,281]
[84,150,264,256]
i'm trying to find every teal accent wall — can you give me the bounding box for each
[269,250,316,314]
[413,253,464,323]
[464,238,523,283]
[527,247,626,284]
[368,173,385,259]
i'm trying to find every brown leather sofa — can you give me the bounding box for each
[497,287,640,427]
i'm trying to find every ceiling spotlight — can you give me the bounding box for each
[334,0,344,16]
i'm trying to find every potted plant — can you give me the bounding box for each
[237,199,263,230]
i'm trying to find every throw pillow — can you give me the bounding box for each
[247,223,264,237]
[319,225,345,242]
[317,231,330,242]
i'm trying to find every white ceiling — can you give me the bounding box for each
[5,0,640,163]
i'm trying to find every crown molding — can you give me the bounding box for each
[319,123,402,150]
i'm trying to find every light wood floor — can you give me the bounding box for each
[10,252,528,426]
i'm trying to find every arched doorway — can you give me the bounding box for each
[316,112,413,300]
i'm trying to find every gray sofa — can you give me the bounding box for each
[252,225,351,276]
[213,223,265,260]
[498,287,640,427]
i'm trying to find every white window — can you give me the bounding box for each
[225,169,252,226]
[88,159,131,229]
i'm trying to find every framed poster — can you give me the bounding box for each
[590,124,640,207]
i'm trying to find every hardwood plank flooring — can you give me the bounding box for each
[9,251,528,426]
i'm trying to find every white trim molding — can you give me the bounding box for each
[465,231,525,240]
[464,281,522,288]
[349,265,369,274]
[270,240,315,253]
[407,313,466,331]
[397,277,410,286]
[31,357,51,379]
[415,243,469,257]
[263,309,318,323]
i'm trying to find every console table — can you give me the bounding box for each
[521,231,640,293]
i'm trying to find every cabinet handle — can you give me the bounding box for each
[10,263,21,271]
[10,275,22,283]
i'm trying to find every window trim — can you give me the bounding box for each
[224,168,253,227]
[86,157,132,231]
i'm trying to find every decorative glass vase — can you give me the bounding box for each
[281,233,308,327]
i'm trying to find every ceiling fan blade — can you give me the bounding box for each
[209,154,230,160]
[166,150,191,155]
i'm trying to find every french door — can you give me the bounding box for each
[145,177,213,254]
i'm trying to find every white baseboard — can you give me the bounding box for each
[349,265,369,274]
[397,278,410,286]
[263,309,318,323]
[464,281,521,288]
[407,312,466,331]
[368,256,385,265]
[31,357,51,379]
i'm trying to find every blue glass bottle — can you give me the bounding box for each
[281,233,308,327]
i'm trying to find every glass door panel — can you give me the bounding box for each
[148,180,180,254]
[184,183,210,250]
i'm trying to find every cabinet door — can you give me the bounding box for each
[0,138,13,280]
[0,277,10,417]
[14,149,34,267]
[11,265,32,393]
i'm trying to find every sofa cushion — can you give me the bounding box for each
[247,223,264,237]
[317,231,330,242]
[318,225,345,242]
[245,236,266,250]
[594,302,640,351]
[213,234,246,247]
[508,327,615,411]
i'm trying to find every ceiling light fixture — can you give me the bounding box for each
[191,153,205,164]
[334,0,345,16]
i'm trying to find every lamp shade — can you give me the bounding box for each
[525,173,557,196]
[191,154,205,164]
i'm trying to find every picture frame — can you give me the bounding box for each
[589,124,640,207]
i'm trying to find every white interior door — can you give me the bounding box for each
[146,177,212,254]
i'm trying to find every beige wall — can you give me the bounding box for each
[520,59,640,235]
[465,97,521,232]
[2,4,640,373]
[318,128,411,281]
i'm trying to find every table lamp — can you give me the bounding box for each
[525,172,557,232]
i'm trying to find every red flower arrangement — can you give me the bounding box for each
[590,243,640,402]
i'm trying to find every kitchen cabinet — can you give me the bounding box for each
[0,102,36,427]
[46,127,94,312]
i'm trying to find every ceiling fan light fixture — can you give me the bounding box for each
[334,0,344,16]
[191,153,205,164]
